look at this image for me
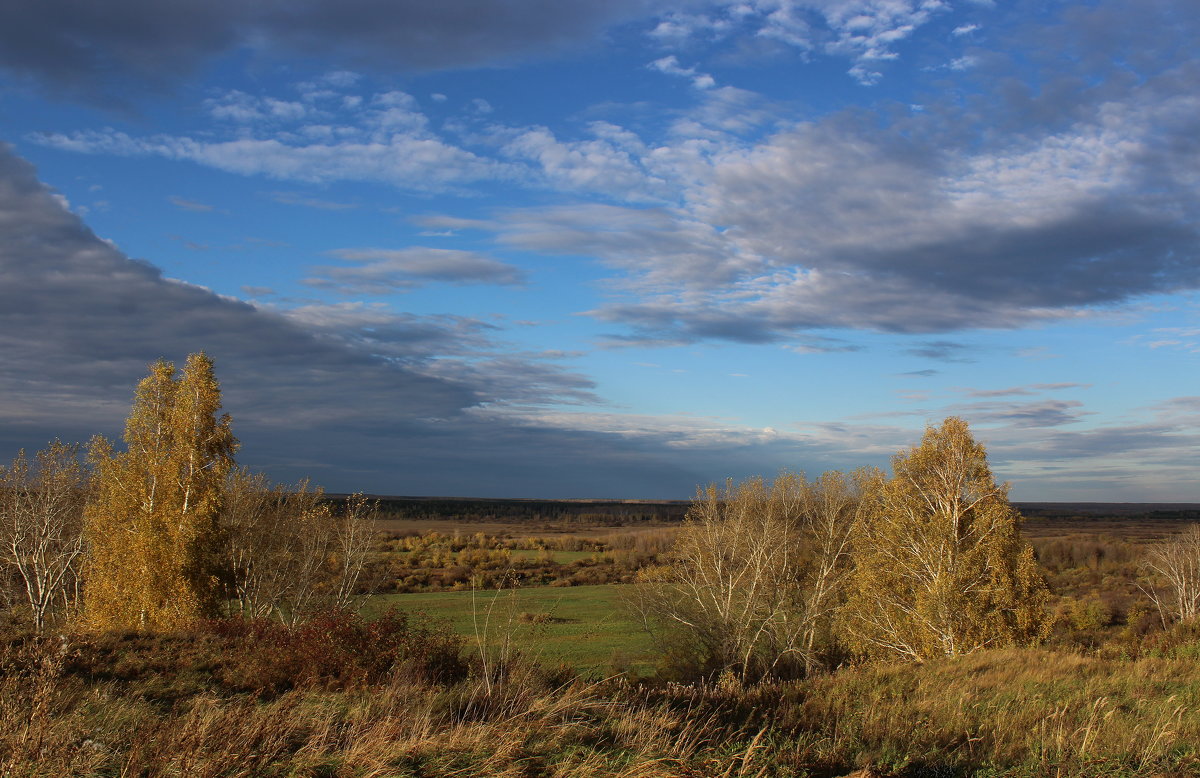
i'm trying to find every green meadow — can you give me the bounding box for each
[369,584,657,676]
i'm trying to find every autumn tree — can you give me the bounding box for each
[83,353,237,631]
[841,417,1048,660]
[0,441,88,631]
[635,470,867,681]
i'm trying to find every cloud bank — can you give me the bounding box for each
[31,0,1190,347]
[0,0,670,99]
[0,144,748,496]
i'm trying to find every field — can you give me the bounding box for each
[8,499,1200,776]
[350,501,1200,679]
[370,584,657,675]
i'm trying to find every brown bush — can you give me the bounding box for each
[208,609,468,694]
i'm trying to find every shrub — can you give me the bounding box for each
[209,609,468,695]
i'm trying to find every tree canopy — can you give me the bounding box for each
[83,353,237,631]
[842,417,1049,660]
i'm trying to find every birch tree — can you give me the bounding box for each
[223,470,377,624]
[841,417,1049,660]
[83,353,237,631]
[0,442,87,631]
[1139,524,1200,625]
[637,470,866,681]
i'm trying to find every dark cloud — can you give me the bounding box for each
[0,143,838,497]
[786,335,864,354]
[964,383,1087,399]
[0,0,670,100]
[1153,396,1200,416]
[1000,424,1200,465]
[691,104,1200,330]
[473,2,1200,343]
[306,248,526,294]
[955,400,1088,429]
[476,61,1200,340]
[0,142,470,429]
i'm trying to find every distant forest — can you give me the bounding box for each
[340,494,1200,526]
[342,495,692,525]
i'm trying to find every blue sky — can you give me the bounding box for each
[2,0,1198,500]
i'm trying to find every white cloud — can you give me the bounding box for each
[649,1,953,84]
[648,11,737,41]
[648,55,717,89]
[320,70,360,88]
[485,203,762,290]
[495,125,666,198]
[206,90,312,123]
[35,129,506,192]
[477,406,789,449]
[29,14,1200,346]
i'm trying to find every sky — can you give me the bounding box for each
[1,0,1198,500]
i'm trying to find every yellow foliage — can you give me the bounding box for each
[82,353,237,631]
[842,417,1049,660]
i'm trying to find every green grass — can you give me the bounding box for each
[368,584,656,676]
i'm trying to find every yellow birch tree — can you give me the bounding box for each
[83,353,236,631]
[842,417,1049,660]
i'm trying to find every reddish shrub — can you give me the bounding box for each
[208,609,467,695]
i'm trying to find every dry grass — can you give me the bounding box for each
[789,649,1200,775]
[4,629,1200,777]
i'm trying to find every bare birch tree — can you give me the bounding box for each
[223,471,377,624]
[332,492,377,611]
[0,442,88,631]
[635,470,867,681]
[1139,523,1200,625]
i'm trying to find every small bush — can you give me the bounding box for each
[517,611,554,624]
[209,609,468,695]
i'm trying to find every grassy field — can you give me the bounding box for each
[369,584,657,676]
[390,548,599,563]
[10,508,1200,775]
[374,516,682,540]
[506,549,598,563]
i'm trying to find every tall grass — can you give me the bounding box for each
[789,650,1200,775]
[3,618,1200,777]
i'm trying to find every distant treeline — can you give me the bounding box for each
[324,496,1200,526]
[1016,502,1200,521]
[327,495,691,524]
